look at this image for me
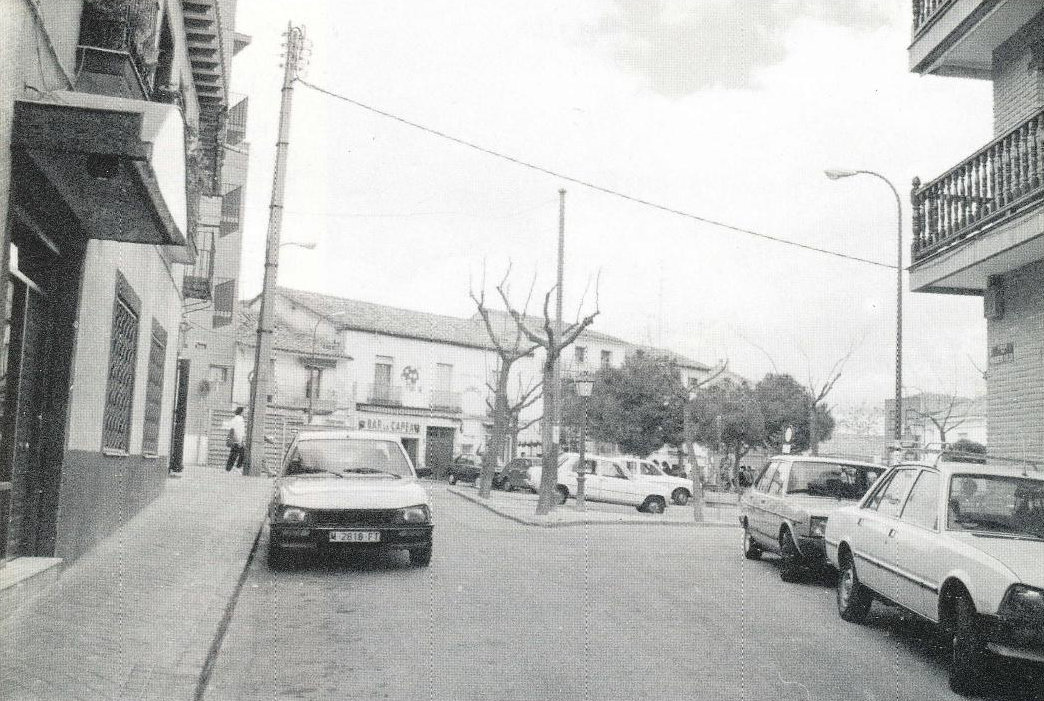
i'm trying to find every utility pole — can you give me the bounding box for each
[244,23,306,475]
[551,189,565,467]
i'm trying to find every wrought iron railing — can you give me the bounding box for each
[912,0,954,34]
[430,390,462,412]
[911,108,1044,262]
[367,384,402,406]
[183,226,215,300]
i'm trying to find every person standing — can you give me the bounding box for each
[225,407,246,472]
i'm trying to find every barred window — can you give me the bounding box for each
[103,274,141,452]
[141,320,167,456]
[219,187,242,237]
[212,279,235,328]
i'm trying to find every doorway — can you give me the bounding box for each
[424,427,455,481]
[400,437,419,474]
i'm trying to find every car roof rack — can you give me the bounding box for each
[891,442,1043,473]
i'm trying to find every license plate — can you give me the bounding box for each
[329,531,381,543]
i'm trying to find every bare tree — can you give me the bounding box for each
[909,392,979,444]
[498,276,600,515]
[801,340,860,455]
[470,265,540,498]
[681,360,728,522]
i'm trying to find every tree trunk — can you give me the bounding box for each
[478,365,511,498]
[682,405,704,522]
[809,403,820,456]
[536,358,559,515]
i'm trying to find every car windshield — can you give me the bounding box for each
[639,462,664,477]
[290,439,413,478]
[786,461,884,500]
[947,474,1044,540]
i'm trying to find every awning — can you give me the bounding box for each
[12,93,188,248]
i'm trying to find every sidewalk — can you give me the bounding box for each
[448,484,740,527]
[0,467,272,701]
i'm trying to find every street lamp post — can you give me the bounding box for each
[573,373,594,511]
[825,168,904,441]
[306,310,346,424]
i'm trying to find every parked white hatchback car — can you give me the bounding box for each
[825,455,1044,696]
[621,457,694,505]
[527,452,674,513]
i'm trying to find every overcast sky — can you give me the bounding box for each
[232,0,992,412]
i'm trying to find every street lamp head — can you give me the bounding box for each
[574,373,595,398]
[824,168,860,180]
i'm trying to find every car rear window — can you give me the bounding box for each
[293,439,413,478]
[786,461,885,500]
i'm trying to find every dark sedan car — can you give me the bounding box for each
[499,457,540,491]
[447,455,481,485]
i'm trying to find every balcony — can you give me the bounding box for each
[366,384,403,407]
[429,390,463,412]
[910,108,1044,292]
[280,396,337,414]
[183,226,215,299]
[909,0,1041,78]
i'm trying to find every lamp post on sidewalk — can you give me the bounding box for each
[306,310,347,424]
[573,373,594,511]
[824,168,904,441]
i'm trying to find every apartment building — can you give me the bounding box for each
[0,0,230,568]
[907,1,1044,459]
[232,287,727,475]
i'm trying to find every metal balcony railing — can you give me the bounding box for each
[367,384,402,406]
[183,225,215,300]
[912,0,953,34]
[911,108,1044,263]
[429,390,462,412]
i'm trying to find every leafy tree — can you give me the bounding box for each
[689,379,765,487]
[754,373,836,454]
[579,351,685,457]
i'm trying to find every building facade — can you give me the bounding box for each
[232,287,723,476]
[908,2,1044,460]
[0,0,235,568]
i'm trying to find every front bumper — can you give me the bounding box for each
[985,615,1044,664]
[271,524,433,551]
[795,535,827,561]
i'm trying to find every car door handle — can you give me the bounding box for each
[856,517,863,526]
[888,528,897,538]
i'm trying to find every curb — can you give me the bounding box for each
[447,487,739,529]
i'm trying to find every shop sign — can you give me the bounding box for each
[358,417,421,434]
[989,342,1014,365]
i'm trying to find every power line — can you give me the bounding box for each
[296,78,897,270]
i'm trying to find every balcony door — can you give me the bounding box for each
[373,356,392,402]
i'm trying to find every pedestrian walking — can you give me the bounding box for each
[225,407,246,472]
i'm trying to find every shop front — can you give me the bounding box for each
[356,410,461,479]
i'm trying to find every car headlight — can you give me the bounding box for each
[1000,585,1044,623]
[395,505,431,524]
[280,506,309,523]
[809,516,828,538]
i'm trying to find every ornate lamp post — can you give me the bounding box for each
[573,372,594,511]
[824,168,903,441]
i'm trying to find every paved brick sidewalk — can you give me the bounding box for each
[0,468,272,701]
[447,484,739,527]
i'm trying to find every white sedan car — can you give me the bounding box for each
[621,457,693,505]
[825,457,1043,696]
[528,452,673,513]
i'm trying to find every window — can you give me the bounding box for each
[786,461,884,500]
[212,279,235,328]
[208,365,229,383]
[103,273,140,452]
[755,462,778,492]
[870,469,918,518]
[305,368,322,399]
[900,470,941,530]
[574,346,586,363]
[435,363,453,391]
[374,356,392,388]
[141,321,167,456]
[600,350,612,367]
[220,187,242,237]
[767,466,785,495]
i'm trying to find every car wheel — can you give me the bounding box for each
[447,474,457,485]
[836,553,872,623]
[640,496,666,514]
[671,488,690,506]
[267,541,293,571]
[949,594,988,695]
[742,523,762,560]
[555,485,569,505]
[778,530,804,582]
[409,545,433,567]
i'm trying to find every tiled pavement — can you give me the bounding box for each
[0,468,272,701]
